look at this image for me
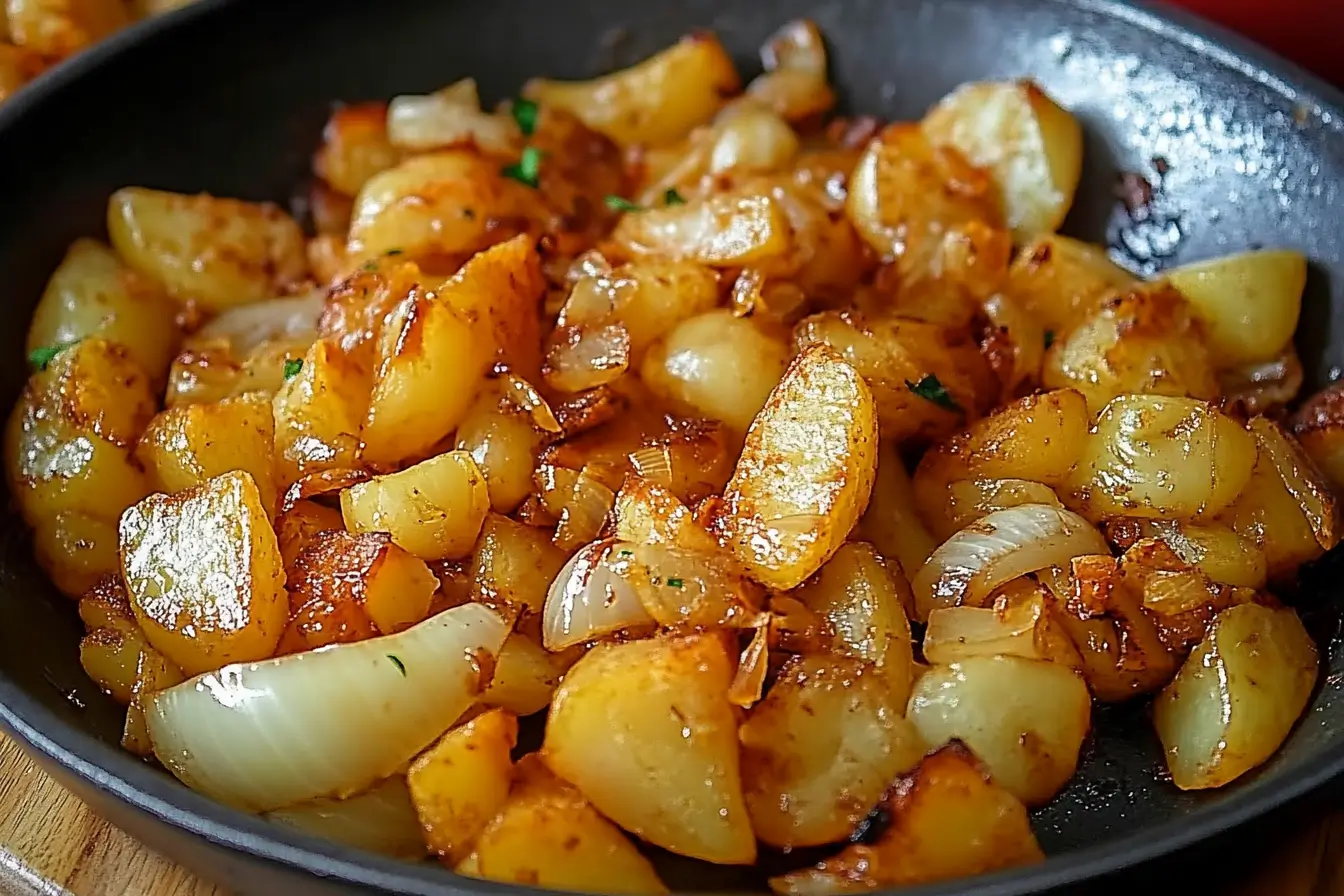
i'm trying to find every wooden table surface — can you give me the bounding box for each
[0,728,1341,896]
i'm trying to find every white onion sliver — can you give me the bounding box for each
[542,541,653,651]
[196,291,325,356]
[265,776,425,860]
[912,504,1110,621]
[386,94,522,154]
[147,603,509,813]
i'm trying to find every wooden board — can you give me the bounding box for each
[0,732,1342,896]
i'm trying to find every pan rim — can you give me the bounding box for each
[1,0,1343,894]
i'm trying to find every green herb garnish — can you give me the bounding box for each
[905,375,962,413]
[28,340,79,372]
[619,549,634,557]
[605,195,644,213]
[387,654,406,676]
[511,98,539,136]
[283,358,304,380]
[361,260,379,272]
[1044,329,1055,349]
[385,248,403,256]
[663,187,686,206]
[667,578,684,588]
[502,146,544,187]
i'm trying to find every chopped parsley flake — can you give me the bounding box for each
[667,577,684,588]
[283,358,304,380]
[28,340,79,371]
[663,187,686,206]
[1044,329,1055,349]
[361,260,379,272]
[619,549,634,557]
[511,98,539,136]
[502,146,543,187]
[605,195,644,213]
[385,248,403,256]
[387,654,406,676]
[905,375,962,412]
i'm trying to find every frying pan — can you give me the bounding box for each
[1,0,1342,893]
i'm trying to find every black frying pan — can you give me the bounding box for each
[1,0,1342,894]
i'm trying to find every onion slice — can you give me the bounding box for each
[265,776,425,859]
[912,504,1110,621]
[147,603,509,812]
[542,541,654,651]
[196,291,325,356]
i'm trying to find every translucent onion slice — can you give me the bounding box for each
[912,504,1109,621]
[544,323,632,394]
[196,291,325,356]
[147,603,509,812]
[542,541,654,651]
[553,467,617,552]
[265,776,425,860]
[924,589,1053,666]
[609,542,765,628]
[386,92,522,155]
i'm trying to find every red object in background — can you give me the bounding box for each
[1170,0,1344,85]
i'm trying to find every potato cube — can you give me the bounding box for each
[288,529,437,635]
[341,451,489,561]
[407,708,517,863]
[271,339,367,488]
[468,514,568,615]
[275,499,346,572]
[1165,249,1306,366]
[119,470,288,676]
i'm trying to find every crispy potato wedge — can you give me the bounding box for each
[908,656,1091,805]
[107,188,307,311]
[119,470,287,676]
[771,745,1043,893]
[271,338,367,487]
[313,102,403,196]
[7,0,127,57]
[288,529,437,636]
[1006,233,1136,334]
[793,311,998,445]
[1153,603,1317,790]
[793,542,915,702]
[741,655,926,849]
[1063,395,1257,522]
[469,514,569,615]
[1164,249,1306,367]
[27,239,177,389]
[464,756,668,894]
[136,393,278,518]
[341,451,489,561]
[407,708,517,863]
[543,634,755,864]
[922,80,1082,241]
[708,345,879,590]
[362,237,543,466]
[523,33,739,147]
[641,310,791,433]
[1043,282,1219,414]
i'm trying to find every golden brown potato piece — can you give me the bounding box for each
[1043,282,1219,414]
[7,0,127,58]
[469,514,569,615]
[613,190,793,268]
[362,236,544,466]
[27,239,177,389]
[1104,519,1267,590]
[745,19,834,123]
[641,310,791,433]
[793,311,998,445]
[793,542,916,703]
[166,335,313,408]
[855,442,937,580]
[407,708,517,863]
[464,756,668,894]
[1063,395,1257,522]
[107,188,307,311]
[341,451,489,561]
[1293,381,1344,494]
[0,43,43,103]
[274,499,345,572]
[136,393,278,518]
[708,345,879,590]
[455,382,554,514]
[1218,431,1328,577]
[1153,603,1317,790]
[346,151,531,265]
[543,634,755,864]
[907,656,1091,806]
[288,529,437,636]
[523,33,740,147]
[741,655,926,849]
[1006,233,1136,334]
[119,470,287,676]
[1164,249,1306,367]
[79,625,146,704]
[33,511,121,598]
[271,339,366,487]
[771,745,1043,893]
[922,80,1082,241]
[313,102,403,196]
[275,595,378,656]
[1246,417,1339,551]
[611,475,721,554]
[479,634,565,717]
